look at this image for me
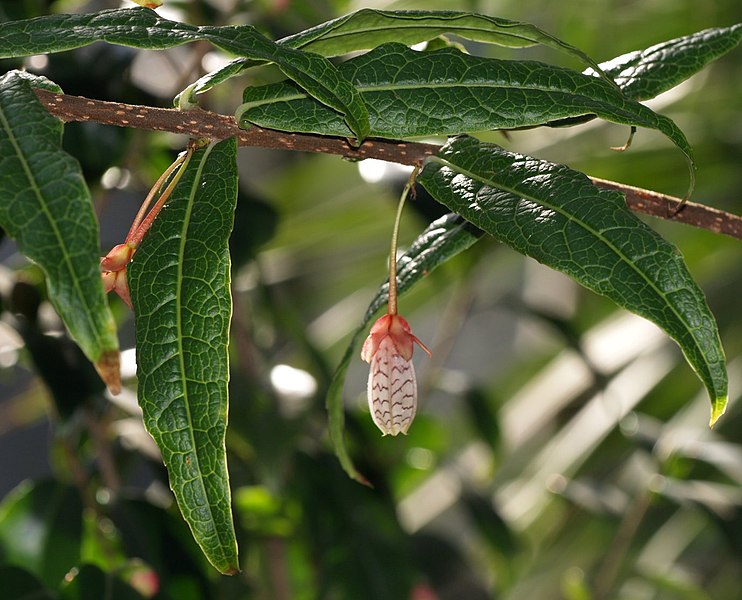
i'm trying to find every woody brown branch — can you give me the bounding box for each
[34,88,742,242]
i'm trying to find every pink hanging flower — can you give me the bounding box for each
[361,313,431,436]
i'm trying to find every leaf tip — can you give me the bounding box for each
[95,350,122,395]
[709,396,727,428]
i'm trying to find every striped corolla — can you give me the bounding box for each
[361,313,431,436]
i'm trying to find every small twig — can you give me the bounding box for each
[34,89,742,241]
[34,88,438,164]
[591,177,742,239]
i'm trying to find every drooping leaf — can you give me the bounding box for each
[237,43,694,193]
[127,138,239,574]
[0,7,369,141]
[417,136,727,423]
[593,23,742,101]
[327,213,481,481]
[183,7,614,103]
[0,70,120,391]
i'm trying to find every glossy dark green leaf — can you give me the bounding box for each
[128,138,239,574]
[0,480,83,588]
[327,213,481,481]
[417,136,727,423]
[594,23,742,101]
[0,70,120,391]
[0,7,368,141]
[237,43,694,192]
[281,8,605,60]
[184,7,613,103]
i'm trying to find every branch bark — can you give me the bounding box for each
[35,89,742,241]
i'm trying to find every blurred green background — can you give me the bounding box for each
[1,0,741,598]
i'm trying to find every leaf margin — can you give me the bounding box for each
[127,137,240,574]
[0,70,120,391]
[416,135,727,424]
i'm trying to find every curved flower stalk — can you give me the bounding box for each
[361,171,431,436]
[100,145,194,307]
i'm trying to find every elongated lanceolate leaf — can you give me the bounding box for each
[128,138,239,574]
[328,213,481,481]
[182,8,613,104]
[238,43,694,190]
[593,23,742,101]
[417,136,727,423]
[281,9,608,73]
[547,24,742,130]
[0,7,368,141]
[0,71,120,391]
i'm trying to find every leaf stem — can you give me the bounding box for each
[387,168,418,315]
[126,149,189,241]
[128,145,195,246]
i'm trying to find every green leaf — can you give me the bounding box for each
[417,136,727,423]
[237,43,694,193]
[185,7,615,103]
[328,213,481,482]
[546,24,742,130]
[595,23,742,101]
[0,70,120,391]
[281,9,608,74]
[0,7,369,141]
[128,138,239,574]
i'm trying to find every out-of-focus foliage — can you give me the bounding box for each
[0,0,741,598]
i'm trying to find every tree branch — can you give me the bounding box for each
[35,89,742,241]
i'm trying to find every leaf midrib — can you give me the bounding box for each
[174,142,228,566]
[292,21,537,49]
[429,154,713,383]
[239,78,653,131]
[0,96,102,354]
[246,77,615,99]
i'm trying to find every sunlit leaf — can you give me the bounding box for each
[593,23,742,101]
[185,7,615,102]
[0,70,120,391]
[417,136,727,423]
[0,8,368,141]
[237,43,694,194]
[128,138,239,574]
